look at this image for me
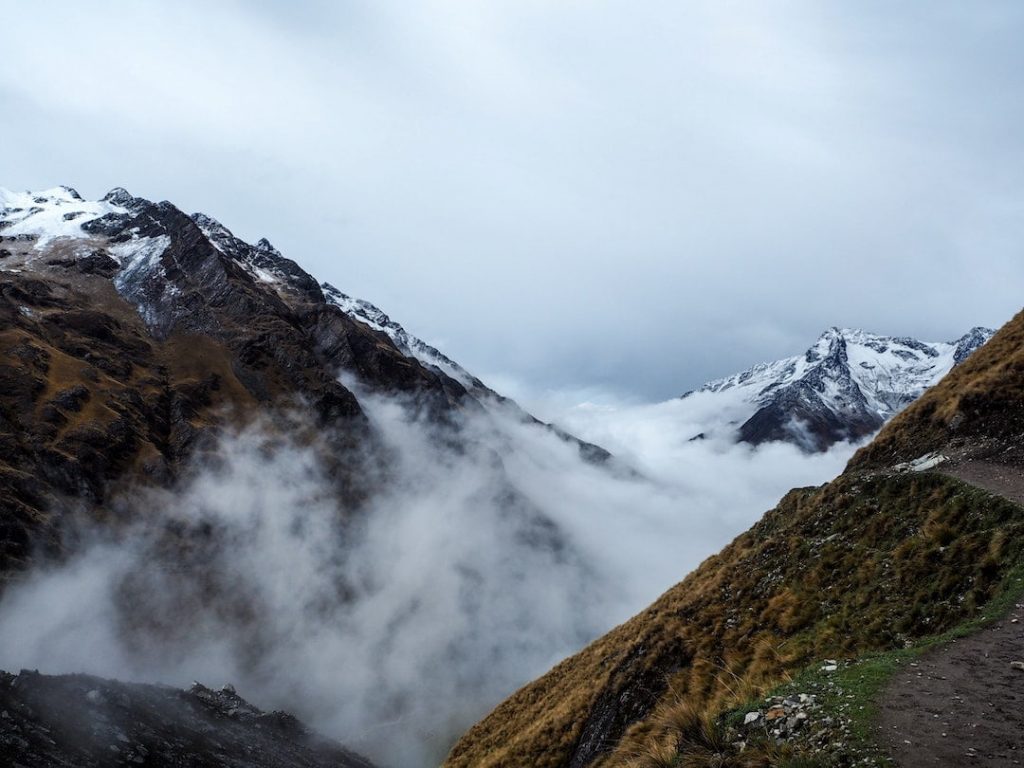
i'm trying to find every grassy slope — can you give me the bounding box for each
[446,308,1024,768]
[446,474,1024,767]
[721,561,1024,768]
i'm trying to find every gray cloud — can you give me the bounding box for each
[1,1,1022,398]
[0,387,855,766]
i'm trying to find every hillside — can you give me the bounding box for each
[446,309,1024,767]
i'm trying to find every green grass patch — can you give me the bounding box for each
[726,561,1024,767]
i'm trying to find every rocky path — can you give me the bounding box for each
[945,460,1024,507]
[875,462,1024,767]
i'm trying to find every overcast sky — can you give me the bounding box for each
[3,1,1023,400]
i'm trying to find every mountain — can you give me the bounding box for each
[681,326,993,452]
[319,282,613,463]
[0,185,603,564]
[0,185,615,765]
[0,185,457,568]
[446,310,1024,767]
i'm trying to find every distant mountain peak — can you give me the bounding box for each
[683,326,994,451]
[255,237,281,256]
[953,326,994,364]
[101,186,135,205]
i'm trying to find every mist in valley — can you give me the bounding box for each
[0,384,859,766]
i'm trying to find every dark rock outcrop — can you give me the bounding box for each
[0,669,375,768]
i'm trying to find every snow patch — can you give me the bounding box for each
[322,282,478,389]
[110,235,172,301]
[0,187,127,249]
[895,452,948,473]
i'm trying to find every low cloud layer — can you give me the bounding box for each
[0,386,858,766]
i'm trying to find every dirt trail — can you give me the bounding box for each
[875,461,1024,767]
[945,460,1024,507]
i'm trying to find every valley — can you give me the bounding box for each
[0,187,1018,768]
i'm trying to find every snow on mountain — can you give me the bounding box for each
[682,327,994,451]
[320,283,481,391]
[0,186,127,248]
[2,187,990,459]
[0,186,478,399]
[193,205,480,393]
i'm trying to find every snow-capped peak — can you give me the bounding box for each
[0,185,130,249]
[255,238,281,256]
[952,327,993,365]
[100,187,138,207]
[683,326,994,451]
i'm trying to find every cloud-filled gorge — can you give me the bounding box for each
[0,386,859,767]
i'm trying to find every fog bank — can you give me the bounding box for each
[0,387,858,766]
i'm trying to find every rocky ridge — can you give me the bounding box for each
[0,184,611,574]
[0,184,466,574]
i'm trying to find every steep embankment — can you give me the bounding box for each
[447,474,1024,767]
[447,310,1024,768]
